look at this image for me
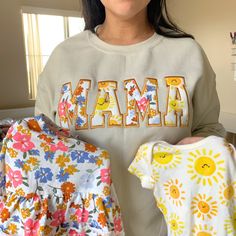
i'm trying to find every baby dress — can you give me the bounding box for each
[0,114,124,236]
[128,136,236,235]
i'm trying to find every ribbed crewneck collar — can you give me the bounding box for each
[87,25,164,54]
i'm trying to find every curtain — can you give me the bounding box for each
[25,14,43,100]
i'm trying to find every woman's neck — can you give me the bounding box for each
[96,9,154,45]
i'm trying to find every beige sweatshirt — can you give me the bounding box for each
[35,29,225,236]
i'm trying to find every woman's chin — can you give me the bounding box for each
[103,0,150,21]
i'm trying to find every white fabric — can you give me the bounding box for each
[129,135,236,235]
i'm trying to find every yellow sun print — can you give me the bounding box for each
[187,148,225,186]
[156,197,168,217]
[109,115,122,125]
[164,179,186,206]
[96,92,110,110]
[224,206,236,234]
[151,169,160,183]
[152,146,182,169]
[99,82,110,89]
[166,77,183,86]
[168,213,185,236]
[192,224,216,236]
[168,97,184,113]
[191,194,218,220]
[134,144,149,162]
[219,182,236,206]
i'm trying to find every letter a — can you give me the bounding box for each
[124,78,161,127]
[90,81,123,128]
[164,76,189,127]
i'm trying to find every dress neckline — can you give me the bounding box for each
[155,136,221,151]
[33,114,71,138]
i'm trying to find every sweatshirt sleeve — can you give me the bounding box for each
[34,48,59,121]
[191,47,226,138]
[34,72,54,120]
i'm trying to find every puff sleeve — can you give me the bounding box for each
[128,142,157,190]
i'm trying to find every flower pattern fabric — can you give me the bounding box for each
[128,136,236,235]
[0,114,124,236]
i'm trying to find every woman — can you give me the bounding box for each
[35,0,225,235]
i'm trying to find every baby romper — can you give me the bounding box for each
[0,114,124,236]
[128,136,236,235]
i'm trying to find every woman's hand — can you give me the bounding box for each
[177,136,204,145]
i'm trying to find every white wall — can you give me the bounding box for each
[169,0,236,116]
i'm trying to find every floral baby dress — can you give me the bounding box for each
[0,114,124,236]
[128,136,236,235]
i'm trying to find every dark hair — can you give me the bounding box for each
[81,0,194,39]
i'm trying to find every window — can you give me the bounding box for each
[21,7,85,99]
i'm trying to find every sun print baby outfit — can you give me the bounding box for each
[128,136,236,235]
[0,114,124,236]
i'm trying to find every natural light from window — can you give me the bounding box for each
[22,12,85,99]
